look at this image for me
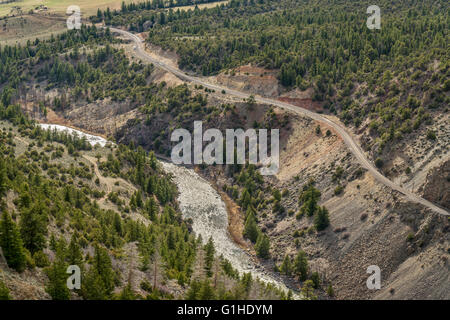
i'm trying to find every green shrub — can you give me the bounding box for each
[406,233,414,242]
[334,185,344,195]
[375,157,384,168]
[426,130,436,140]
[33,251,50,268]
[0,280,10,300]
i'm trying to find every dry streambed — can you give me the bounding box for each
[37,123,299,298]
[39,123,109,147]
[161,162,300,299]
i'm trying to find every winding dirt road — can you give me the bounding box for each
[110,27,449,216]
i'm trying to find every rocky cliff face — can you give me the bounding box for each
[422,160,450,210]
[244,114,449,300]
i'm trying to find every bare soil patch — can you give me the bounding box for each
[213,64,279,97]
[278,97,323,113]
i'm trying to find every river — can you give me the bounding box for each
[38,123,299,298]
[39,123,109,147]
[161,162,300,299]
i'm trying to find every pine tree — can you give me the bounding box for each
[67,234,83,267]
[299,184,321,217]
[204,237,215,277]
[146,197,158,221]
[159,12,166,25]
[0,211,26,272]
[105,7,111,20]
[96,8,103,19]
[199,279,216,300]
[240,272,253,297]
[129,194,137,209]
[113,213,123,237]
[0,165,8,196]
[239,189,251,211]
[255,233,270,259]
[82,268,109,300]
[82,245,115,299]
[0,279,10,300]
[327,283,335,297]
[94,245,115,294]
[45,247,70,300]
[301,280,316,300]
[135,190,143,208]
[146,176,155,194]
[118,284,136,300]
[243,209,259,243]
[49,233,57,251]
[314,206,330,231]
[185,279,201,299]
[294,250,308,281]
[280,255,292,276]
[20,202,48,253]
[311,271,320,289]
[167,228,176,250]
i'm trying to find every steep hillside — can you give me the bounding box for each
[0,113,291,300]
[1,0,448,301]
[105,0,449,172]
[0,41,292,299]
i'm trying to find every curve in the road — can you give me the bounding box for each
[110,27,449,216]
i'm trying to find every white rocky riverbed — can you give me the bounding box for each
[161,161,300,299]
[38,124,109,147]
[36,123,299,298]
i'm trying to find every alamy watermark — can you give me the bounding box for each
[366,265,381,290]
[367,5,381,30]
[67,5,81,30]
[171,121,279,175]
[66,265,81,290]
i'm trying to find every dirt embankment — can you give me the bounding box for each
[17,87,136,139]
[277,97,323,113]
[199,170,253,253]
[277,116,343,182]
[421,160,450,210]
[212,64,280,97]
[134,32,180,70]
[219,187,248,250]
[278,88,324,113]
[259,113,449,299]
[380,112,450,194]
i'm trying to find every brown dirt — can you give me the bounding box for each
[421,160,450,210]
[152,70,184,88]
[53,98,138,138]
[278,97,323,113]
[140,38,180,70]
[221,189,252,251]
[277,115,343,182]
[43,109,110,139]
[194,168,254,253]
[213,64,280,97]
[20,100,113,139]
